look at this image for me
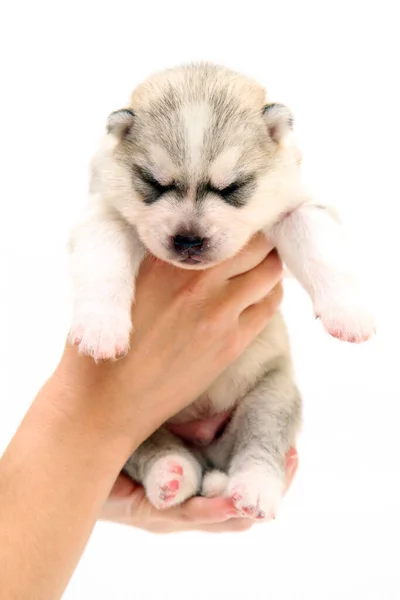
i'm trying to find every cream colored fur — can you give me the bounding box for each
[68,63,374,519]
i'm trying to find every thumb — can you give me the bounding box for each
[100,474,143,523]
[109,473,138,499]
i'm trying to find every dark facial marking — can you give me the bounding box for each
[196,175,256,208]
[133,166,178,205]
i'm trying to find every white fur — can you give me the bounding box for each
[68,196,144,358]
[269,203,375,342]
[226,469,283,519]
[68,63,375,515]
[209,147,241,188]
[143,453,202,510]
[202,470,229,498]
[148,144,178,183]
[182,102,210,172]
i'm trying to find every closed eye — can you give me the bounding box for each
[218,181,242,198]
[137,168,175,195]
[206,175,255,206]
[207,180,244,198]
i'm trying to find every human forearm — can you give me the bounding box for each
[0,372,136,600]
[0,237,283,598]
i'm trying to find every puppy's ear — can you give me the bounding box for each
[107,109,135,137]
[263,103,293,143]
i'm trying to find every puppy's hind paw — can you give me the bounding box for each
[144,454,201,510]
[226,470,284,521]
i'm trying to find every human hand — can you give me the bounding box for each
[100,449,298,533]
[56,234,283,449]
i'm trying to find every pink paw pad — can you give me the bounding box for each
[95,345,127,361]
[115,345,127,356]
[169,464,183,476]
[145,456,201,510]
[315,310,376,344]
[231,492,265,519]
[330,328,345,340]
[67,324,130,361]
[69,328,83,346]
[244,505,266,519]
[159,479,180,501]
[329,328,373,343]
[232,491,242,503]
[157,463,184,505]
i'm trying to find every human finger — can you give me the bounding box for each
[164,496,239,524]
[223,252,282,323]
[108,473,137,499]
[239,281,284,338]
[193,518,254,533]
[209,233,274,282]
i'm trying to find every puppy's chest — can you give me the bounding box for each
[167,313,288,424]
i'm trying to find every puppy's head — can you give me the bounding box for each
[95,63,301,268]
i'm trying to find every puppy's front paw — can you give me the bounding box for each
[144,454,201,510]
[315,291,376,343]
[226,470,284,520]
[68,309,132,361]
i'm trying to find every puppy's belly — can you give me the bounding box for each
[166,411,232,446]
[165,312,291,443]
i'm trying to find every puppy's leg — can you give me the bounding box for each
[124,429,203,510]
[216,364,301,519]
[269,203,375,342]
[68,198,144,360]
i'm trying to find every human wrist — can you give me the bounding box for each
[48,350,144,459]
[52,344,192,448]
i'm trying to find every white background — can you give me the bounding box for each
[1,1,399,599]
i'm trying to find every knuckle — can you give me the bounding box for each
[248,231,272,255]
[261,282,284,319]
[195,313,222,339]
[267,250,284,278]
[269,282,284,309]
[179,498,205,522]
[222,330,243,362]
[179,272,209,301]
[275,281,284,302]
[178,507,194,523]
[195,301,230,339]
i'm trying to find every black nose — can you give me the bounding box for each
[173,234,204,253]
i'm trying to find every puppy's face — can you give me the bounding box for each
[95,64,301,268]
